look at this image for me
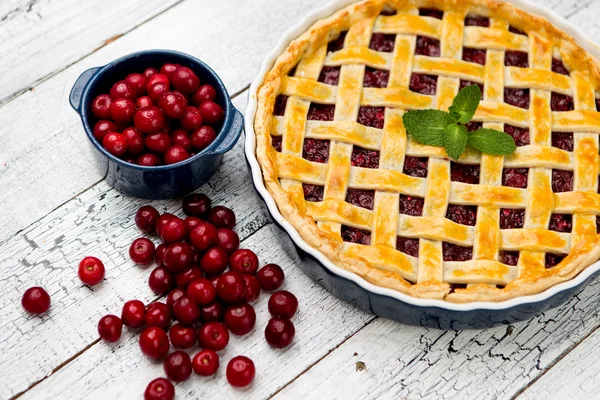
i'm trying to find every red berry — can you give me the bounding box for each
[110,98,136,122]
[148,82,170,103]
[169,323,197,349]
[185,216,202,232]
[200,247,229,275]
[192,84,217,105]
[182,193,212,218]
[229,249,259,275]
[155,243,168,266]
[171,129,192,151]
[208,206,236,228]
[102,132,128,157]
[145,131,172,154]
[172,67,200,93]
[190,126,216,151]
[199,301,224,322]
[242,274,261,302]
[164,145,190,165]
[125,73,148,97]
[129,238,156,265]
[172,295,200,325]
[163,242,193,272]
[198,321,229,351]
[143,67,159,79]
[268,290,298,318]
[224,303,256,335]
[160,216,188,243]
[144,378,174,400]
[156,213,176,236]
[180,106,203,131]
[110,80,136,100]
[164,350,192,382]
[91,94,112,119]
[139,326,170,359]
[265,317,295,348]
[136,95,153,108]
[216,271,246,304]
[187,278,216,306]
[257,264,284,291]
[78,256,105,285]
[226,356,255,387]
[92,120,117,142]
[121,300,145,328]
[159,91,188,119]
[21,287,50,314]
[147,73,170,90]
[98,314,122,342]
[145,302,172,329]
[122,127,144,155]
[190,222,218,251]
[134,106,166,133]
[174,266,204,289]
[160,63,180,79]
[148,266,175,294]
[192,349,219,376]
[199,100,224,126]
[135,205,160,234]
[137,153,161,166]
[166,288,185,309]
[216,228,240,254]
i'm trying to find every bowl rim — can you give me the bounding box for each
[244,0,600,312]
[79,49,234,171]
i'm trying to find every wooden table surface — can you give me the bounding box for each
[2,0,600,399]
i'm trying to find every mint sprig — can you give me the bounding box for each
[402,85,516,160]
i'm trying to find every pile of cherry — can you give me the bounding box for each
[21,193,298,400]
[90,62,224,166]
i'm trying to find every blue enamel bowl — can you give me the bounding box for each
[69,50,243,199]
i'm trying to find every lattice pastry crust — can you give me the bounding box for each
[254,0,600,302]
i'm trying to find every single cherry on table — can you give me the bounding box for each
[21,286,51,314]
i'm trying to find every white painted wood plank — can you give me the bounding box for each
[18,222,372,400]
[0,0,182,105]
[0,0,323,246]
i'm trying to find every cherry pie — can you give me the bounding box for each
[254,0,600,302]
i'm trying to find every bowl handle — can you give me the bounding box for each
[207,108,244,155]
[69,67,101,113]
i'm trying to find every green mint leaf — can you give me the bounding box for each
[467,128,517,155]
[443,123,468,160]
[448,84,481,124]
[402,109,451,147]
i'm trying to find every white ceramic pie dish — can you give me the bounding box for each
[244,0,600,328]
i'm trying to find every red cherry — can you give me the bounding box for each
[160,216,188,243]
[242,275,261,302]
[145,131,171,154]
[192,84,217,105]
[190,126,216,151]
[226,356,255,387]
[102,132,128,157]
[122,127,144,155]
[155,243,168,266]
[92,120,117,142]
[199,100,224,126]
[187,278,216,305]
[163,242,193,273]
[160,63,181,79]
[257,264,284,291]
[159,91,188,119]
[91,94,112,119]
[180,106,203,131]
[125,73,148,97]
[184,216,202,232]
[169,323,197,349]
[135,205,160,234]
[145,302,172,329]
[148,266,175,294]
[144,378,174,400]
[164,145,190,165]
[182,193,212,218]
[199,301,224,322]
[121,299,145,328]
[136,95,153,108]
[172,67,200,93]
[134,106,166,133]
[156,213,176,236]
[78,256,105,285]
[265,317,295,348]
[208,206,236,228]
[268,290,298,318]
[192,349,219,376]
[110,80,136,100]
[224,303,256,335]
[137,153,161,166]
[97,314,122,342]
[166,288,185,309]
[171,129,192,151]
[198,321,229,351]
[200,247,229,275]
[148,82,170,103]
[190,222,218,251]
[164,351,192,382]
[110,98,136,122]
[216,228,240,254]
[21,287,50,314]
[129,238,156,265]
[143,67,159,79]
[147,73,170,89]
[172,295,201,325]
[229,249,259,275]
[139,326,170,359]
[174,266,204,289]
[216,271,246,304]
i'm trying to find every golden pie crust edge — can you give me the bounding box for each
[253,0,600,302]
